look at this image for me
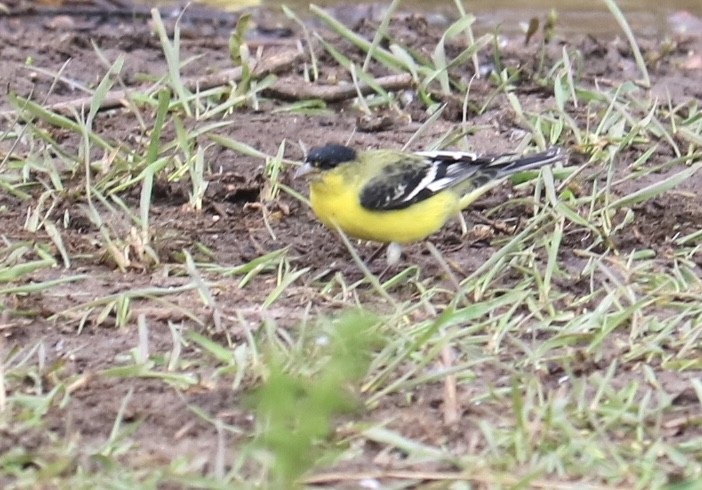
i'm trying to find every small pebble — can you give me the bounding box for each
[45,15,75,31]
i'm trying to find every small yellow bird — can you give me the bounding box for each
[295,144,567,263]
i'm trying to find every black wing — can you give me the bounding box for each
[358,148,565,212]
[359,152,491,211]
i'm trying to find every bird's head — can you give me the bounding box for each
[294,144,357,179]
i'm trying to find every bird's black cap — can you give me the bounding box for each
[305,144,357,170]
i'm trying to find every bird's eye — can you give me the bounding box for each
[306,144,357,169]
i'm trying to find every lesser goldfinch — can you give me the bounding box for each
[295,143,567,263]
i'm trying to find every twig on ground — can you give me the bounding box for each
[2,49,303,119]
[441,346,459,425]
[301,470,630,489]
[3,52,413,119]
[262,73,414,102]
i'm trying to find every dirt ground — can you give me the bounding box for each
[2,1,702,487]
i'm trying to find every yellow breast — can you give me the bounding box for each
[309,172,459,244]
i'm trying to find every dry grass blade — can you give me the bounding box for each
[602,0,650,88]
[302,470,627,489]
[608,160,702,209]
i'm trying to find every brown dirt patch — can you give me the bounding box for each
[2,1,702,486]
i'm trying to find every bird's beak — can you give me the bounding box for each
[294,162,317,179]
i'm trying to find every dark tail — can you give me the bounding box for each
[456,147,568,210]
[493,147,568,178]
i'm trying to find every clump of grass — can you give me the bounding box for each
[251,310,382,487]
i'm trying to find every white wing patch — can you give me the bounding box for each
[391,183,408,201]
[415,150,479,161]
[402,165,438,202]
[426,175,461,192]
[402,151,486,202]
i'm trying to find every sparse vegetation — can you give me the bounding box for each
[1,1,702,489]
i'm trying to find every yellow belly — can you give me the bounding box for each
[309,174,458,244]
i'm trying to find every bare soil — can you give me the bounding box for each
[2,1,702,486]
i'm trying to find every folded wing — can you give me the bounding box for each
[360,148,566,212]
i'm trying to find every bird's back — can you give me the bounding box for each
[358,147,567,213]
